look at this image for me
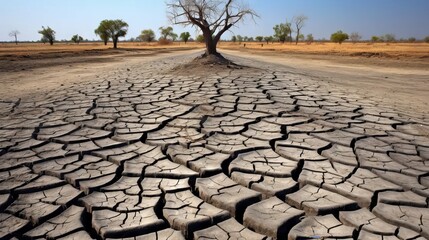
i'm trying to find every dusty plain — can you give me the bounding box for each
[0,42,428,240]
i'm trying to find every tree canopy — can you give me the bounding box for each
[273,23,291,43]
[71,34,83,44]
[264,36,273,44]
[180,32,191,43]
[306,34,314,44]
[159,26,176,40]
[95,19,128,48]
[381,34,396,42]
[331,30,349,44]
[196,34,205,43]
[140,29,156,42]
[95,23,110,45]
[38,26,56,45]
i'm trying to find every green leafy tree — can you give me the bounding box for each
[139,29,156,42]
[381,34,396,42]
[95,19,128,48]
[231,35,237,42]
[306,34,314,44]
[95,22,110,45]
[408,37,416,43]
[236,35,243,43]
[159,26,176,40]
[171,33,178,41]
[298,34,305,41]
[273,23,291,43]
[196,34,205,43]
[264,36,273,44]
[256,36,263,42]
[286,21,293,43]
[41,36,48,44]
[371,36,380,42]
[331,30,349,44]
[71,34,83,44]
[38,26,56,45]
[9,30,20,45]
[424,36,429,43]
[180,32,191,43]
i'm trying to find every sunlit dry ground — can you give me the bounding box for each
[0,43,428,240]
[219,41,429,59]
[0,42,202,58]
[1,41,429,59]
[0,40,429,240]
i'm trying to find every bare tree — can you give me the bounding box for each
[167,0,257,57]
[9,30,20,45]
[350,32,362,43]
[293,15,308,45]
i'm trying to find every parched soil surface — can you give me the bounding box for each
[0,50,429,240]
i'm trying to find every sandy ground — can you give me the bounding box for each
[220,49,429,113]
[1,47,428,113]
[0,49,202,100]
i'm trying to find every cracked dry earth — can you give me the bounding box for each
[1,54,429,240]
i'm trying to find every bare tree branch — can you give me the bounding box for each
[167,0,258,55]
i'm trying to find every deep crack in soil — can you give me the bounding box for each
[0,51,428,240]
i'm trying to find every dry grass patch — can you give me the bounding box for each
[0,42,204,58]
[218,42,429,59]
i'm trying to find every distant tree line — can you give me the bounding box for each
[5,19,204,48]
[227,14,429,45]
[7,18,429,46]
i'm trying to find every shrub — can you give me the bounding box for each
[371,36,380,42]
[306,34,314,44]
[331,30,349,44]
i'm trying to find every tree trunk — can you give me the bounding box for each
[113,37,118,49]
[295,30,300,45]
[15,36,18,45]
[49,40,54,45]
[203,31,217,55]
[104,40,108,45]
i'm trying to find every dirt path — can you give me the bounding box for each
[221,49,429,113]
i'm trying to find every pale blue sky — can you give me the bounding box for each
[1,0,429,42]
